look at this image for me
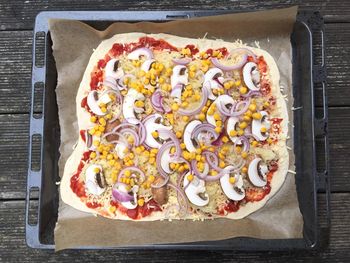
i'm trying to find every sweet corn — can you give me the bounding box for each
[148,175,155,182]
[229,130,237,137]
[101,107,107,113]
[221,136,229,143]
[181,101,189,108]
[214,113,221,121]
[90,116,97,123]
[235,80,241,87]
[210,170,218,176]
[241,167,248,174]
[149,157,156,164]
[171,103,179,111]
[138,199,145,207]
[109,206,116,213]
[243,115,251,122]
[252,112,262,120]
[198,113,206,121]
[260,126,267,133]
[237,129,244,136]
[239,87,248,94]
[249,104,257,112]
[93,167,100,173]
[263,101,270,108]
[180,143,186,150]
[216,120,222,127]
[135,100,145,108]
[241,151,248,159]
[235,145,242,153]
[90,152,97,159]
[152,131,159,138]
[238,121,248,129]
[187,174,194,181]
[215,126,222,133]
[219,161,226,168]
[224,82,231,90]
[176,131,182,139]
[229,177,236,184]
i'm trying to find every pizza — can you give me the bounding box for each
[60,33,289,221]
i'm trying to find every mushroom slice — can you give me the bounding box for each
[220,170,245,201]
[171,65,188,89]
[252,111,270,141]
[206,95,234,127]
[87,90,107,116]
[184,120,202,153]
[203,67,224,100]
[115,143,128,159]
[141,59,156,72]
[122,88,145,124]
[85,164,106,196]
[119,185,139,209]
[160,147,172,173]
[127,47,153,60]
[144,113,172,148]
[248,158,269,187]
[152,176,168,205]
[183,173,209,207]
[243,62,260,91]
[226,116,241,144]
[105,58,124,80]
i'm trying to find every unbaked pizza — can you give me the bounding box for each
[60,33,289,220]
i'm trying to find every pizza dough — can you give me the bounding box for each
[60,33,289,221]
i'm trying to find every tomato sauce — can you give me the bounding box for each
[116,199,162,220]
[185,44,199,55]
[271,118,283,134]
[80,130,86,143]
[70,151,92,198]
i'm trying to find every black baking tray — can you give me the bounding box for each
[26,10,330,250]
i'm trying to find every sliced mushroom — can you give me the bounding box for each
[226,116,241,144]
[141,59,156,72]
[160,147,172,173]
[183,173,209,207]
[252,111,270,141]
[85,164,106,196]
[115,142,128,159]
[171,65,188,89]
[105,58,124,80]
[203,67,224,100]
[248,158,269,187]
[206,95,234,127]
[127,48,153,60]
[152,176,168,206]
[243,62,260,91]
[144,113,172,148]
[119,185,139,209]
[183,120,202,152]
[220,169,245,201]
[104,119,121,142]
[87,90,110,116]
[122,88,145,124]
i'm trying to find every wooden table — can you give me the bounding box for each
[0,1,349,261]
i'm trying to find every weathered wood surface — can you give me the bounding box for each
[0,0,349,261]
[0,194,349,261]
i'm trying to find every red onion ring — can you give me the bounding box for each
[151,89,170,113]
[172,57,192,65]
[177,87,209,116]
[119,128,140,146]
[128,47,154,59]
[100,88,122,103]
[191,123,218,143]
[203,151,222,172]
[102,131,128,145]
[217,100,236,116]
[158,129,182,159]
[156,141,174,179]
[151,176,170,189]
[241,90,261,98]
[234,136,250,152]
[168,183,188,217]
[118,166,145,182]
[229,99,250,116]
[191,159,210,180]
[230,48,257,61]
[210,55,248,71]
[112,183,134,202]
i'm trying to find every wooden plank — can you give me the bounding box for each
[0,0,349,31]
[0,23,349,114]
[0,193,348,261]
[0,107,349,199]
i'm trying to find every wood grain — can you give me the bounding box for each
[0,107,348,199]
[0,0,349,31]
[0,23,349,114]
[0,193,348,261]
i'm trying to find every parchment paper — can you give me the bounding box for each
[51,6,302,251]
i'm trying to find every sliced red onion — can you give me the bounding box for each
[151,176,170,189]
[203,151,222,171]
[204,165,235,182]
[172,57,192,65]
[168,183,188,217]
[210,55,248,71]
[151,90,166,113]
[118,166,145,182]
[158,129,182,159]
[100,88,122,103]
[119,128,140,146]
[211,131,225,147]
[234,136,250,152]
[156,141,174,179]
[191,159,210,180]
[112,183,134,202]
[241,90,261,98]
[217,100,236,116]
[195,70,205,83]
[108,113,122,123]
[103,76,118,90]
[102,131,128,145]
[160,97,171,113]
[229,99,250,116]
[230,48,257,61]
[178,87,209,116]
[170,84,183,97]
[128,47,154,60]
[191,123,218,143]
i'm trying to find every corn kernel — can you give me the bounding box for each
[90,116,97,123]
[214,126,222,133]
[241,151,248,159]
[224,82,231,90]
[90,152,97,159]
[239,87,248,94]
[98,126,105,132]
[242,167,248,174]
[249,104,257,112]
[109,206,116,213]
[229,177,236,184]
[219,161,226,169]
[210,170,218,176]
[95,130,102,136]
[221,136,229,143]
[243,115,251,122]
[229,130,237,137]
[260,126,267,133]
[187,174,194,181]
[149,157,155,164]
[213,113,221,121]
[238,121,248,129]
[216,120,222,127]
[198,113,206,121]
[135,100,145,108]
[235,80,241,87]
[151,131,159,138]
[238,129,244,136]
[148,175,155,183]
[171,103,179,111]
[124,170,131,177]
[101,107,107,113]
[176,131,182,139]
[252,112,262,120]
[138,198,145,207]
[181,101,189,108]
[263,101,270,108]
[93,167,100,173]
[235,145,242,153]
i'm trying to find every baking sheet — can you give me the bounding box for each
[50,6,302,251]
